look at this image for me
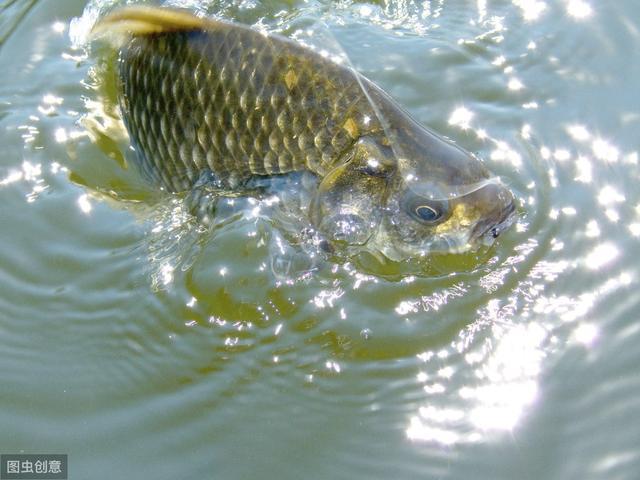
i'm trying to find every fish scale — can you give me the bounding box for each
[118,25,381,193]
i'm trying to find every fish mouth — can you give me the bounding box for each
[473,200,517,244]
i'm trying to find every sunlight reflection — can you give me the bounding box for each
[597,186,625,206]
[559,294,595,322]
[77,194,92,214]
[592,139,620,163]
[418,406,464,423]
[599,271,633,295]
[553,149,571,161]
[53,127,86,144]
[566,0,593,19]
[423,383,445,394]
[507,78,524,91]
[18,124,39,144]
[490,141,523,167]
[38,94,64,117]
[566,124,591,141]
[585,220,600,238]
[585,243,619,270]
[476,0,487,22]
[0,170,24,187]
[42,94,63,106]
[407,321,546,444]
[448,107,474,130]
[395,283,467,315]
[0,161,49,202]
[574,156,592,183]
[69,6,100,47]
[407,237,632,447]
[492,55,506,67]
[437,366,455,379]
[605,209,619,223]
[406,418,460,445]
[467,381,538,431]
[625,152,638,165]
[572,323,598,346]
[52,22,66,34]
[325,360,341,373]
[312,288,345,309]
[54,128,68,143]
[159,264,174,286]
[512,0,547,21]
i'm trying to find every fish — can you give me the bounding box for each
[92,5,516,261]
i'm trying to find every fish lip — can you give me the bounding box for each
[474,200,517,241]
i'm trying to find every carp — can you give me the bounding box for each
[93,6,515,260]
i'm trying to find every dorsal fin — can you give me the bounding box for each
[91,5,220,39]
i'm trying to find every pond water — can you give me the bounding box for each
[1,0,639,478]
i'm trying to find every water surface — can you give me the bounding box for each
[1,0,639,479]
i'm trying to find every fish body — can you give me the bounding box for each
[119,22,379,190]
[94,6,516,260]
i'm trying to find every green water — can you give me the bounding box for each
[1,0,640,478]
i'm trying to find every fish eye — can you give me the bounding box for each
[414,204,440,222]
[401,193,448,225]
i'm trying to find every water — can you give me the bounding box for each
[1,0,639,478]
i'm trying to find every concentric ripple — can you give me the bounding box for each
[0,1,639,479]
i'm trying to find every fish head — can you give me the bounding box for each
[310,130,516,261]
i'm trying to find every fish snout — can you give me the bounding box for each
[468,182,516,243]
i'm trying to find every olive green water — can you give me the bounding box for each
[2,0,640,479]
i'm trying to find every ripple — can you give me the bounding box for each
[1,1,640,479]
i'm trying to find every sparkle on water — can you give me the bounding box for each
[1,0,639,478]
